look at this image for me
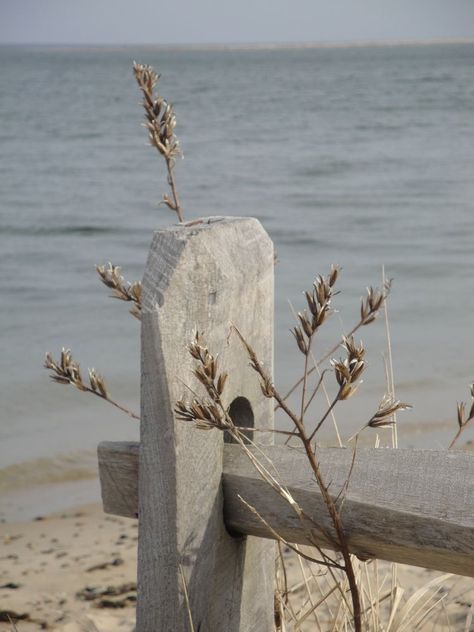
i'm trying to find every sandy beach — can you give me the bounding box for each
[1,502,473,631]
[0,505,136,632]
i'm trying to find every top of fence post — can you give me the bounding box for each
[137,216,275,632]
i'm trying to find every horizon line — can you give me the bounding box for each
[1,37,474,52]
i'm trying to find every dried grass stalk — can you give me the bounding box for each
[133,62,184,222]
[44,349,139,420]
[96,263,142,320]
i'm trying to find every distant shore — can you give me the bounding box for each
[3,38,474,53]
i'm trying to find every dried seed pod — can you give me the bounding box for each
[360,283,391,326]
[340,383,357,400]
[328,265,339,287]
[291,326,307,355]
[298,312,313,339]
[217,373,228,396]
[368,395,412,429]
[350,361,365,383]
[457,402,466,428]
[194,366,212,391]
[305,290,317,316]
[332,360,350,386]
[89,369,98,392]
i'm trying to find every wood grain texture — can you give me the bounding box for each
[98,441,139,518]
[138,217,275,632]
[99,441,474,577]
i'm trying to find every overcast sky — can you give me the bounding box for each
[1,0,474,46]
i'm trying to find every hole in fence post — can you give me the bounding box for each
[224,396,255,539]
[225,396,254,444]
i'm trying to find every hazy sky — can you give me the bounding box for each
[1,0,474,46]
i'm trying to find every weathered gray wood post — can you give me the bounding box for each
[138,217,275,631]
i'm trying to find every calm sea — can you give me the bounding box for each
[1,43,474,519]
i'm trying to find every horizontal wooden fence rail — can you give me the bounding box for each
[98,440,474,578]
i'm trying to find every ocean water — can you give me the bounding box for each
[1,43,474,519]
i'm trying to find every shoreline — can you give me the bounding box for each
[0,478,100,524]
[1,416,472,523]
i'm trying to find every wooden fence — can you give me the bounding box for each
[97,217,474,632]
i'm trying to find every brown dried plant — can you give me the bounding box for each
[278,279,391,410]
[133,62,184,223]
[449,383,474,449]
[96,263,142,320]
[44,349,139,420]
[175,331,345,573]
[175,269,413,632]
[177,325,364,629]
[44,263,142,424]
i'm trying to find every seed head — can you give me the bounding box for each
[367,394,412,429]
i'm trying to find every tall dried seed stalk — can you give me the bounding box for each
[133,62,184,222]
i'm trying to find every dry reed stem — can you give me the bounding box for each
[238,495,342,570]
[44,349,139,420]
[380,271,400,614]
[178,563,196,632]
[133,62,184,222]
[293,554,338,629]
[277,541,290,605]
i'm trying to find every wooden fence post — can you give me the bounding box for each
[137,217,275,631]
